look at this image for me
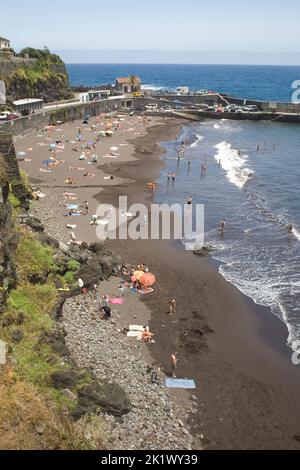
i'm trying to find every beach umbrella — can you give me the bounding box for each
[43,159,54,165]
[140,273,156,287]
[110,147,119,152]
[67,205,79,210]
[106,130,114,136]
[17,151,26,157]
[49,143,57,149]
[134,270,145,281]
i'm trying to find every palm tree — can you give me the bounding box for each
[129,75,139,93]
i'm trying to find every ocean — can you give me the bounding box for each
[157,120,300,352]
[66,63,300,102]
[67,64,300,350]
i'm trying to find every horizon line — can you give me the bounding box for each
[64,62,300,67]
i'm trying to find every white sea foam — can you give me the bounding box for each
[213,124,221,129]
[190,134,204,148]
[141,84,166,91]
[292,226,300,241]
[215,141,254,189]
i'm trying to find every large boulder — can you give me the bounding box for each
[73,381,132,419]
[37,233,59,249]
[77,261,103,287]
[193,245,213,257]
[51,370,81,389]
[24,216,44,233]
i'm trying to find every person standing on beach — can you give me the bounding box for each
[169,297,177,315]
[172,173,176,183]
[84,201,89,214]
[171,353,178,378]
[187,196,193,206]
[257,144,260,152]
[167,173,171,183]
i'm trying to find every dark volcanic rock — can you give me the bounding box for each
[77,262,103,287]
[37,233,59,248]
[193,245,213,257]
[11,329,24,343]
[51,370,81,389]
[24,216,45,233]
[74,381,132,419]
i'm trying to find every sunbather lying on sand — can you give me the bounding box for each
[84,173,96,177]
[69,166,85,171]
[65,177,78,185]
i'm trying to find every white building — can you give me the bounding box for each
[79,90,111,103]
[0,36,10,50]
[13,98,43,115]
[176,87,190,95]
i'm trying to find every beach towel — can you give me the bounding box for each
[129,325,145,332]
[110,298,124,305]
[127,331,143,339]
[165,379,196,389]
[139,287,154,295]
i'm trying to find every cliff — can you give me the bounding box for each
[0,48,72,103]
[0,135,127,449]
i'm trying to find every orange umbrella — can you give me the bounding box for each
[134,270,145,281]
[140,273,156,287]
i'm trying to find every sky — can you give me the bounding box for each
[1,0,300,64]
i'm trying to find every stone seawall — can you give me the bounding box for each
[0,99,124,137]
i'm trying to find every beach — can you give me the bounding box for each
[17,112,300,450]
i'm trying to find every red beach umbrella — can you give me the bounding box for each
[140,273,156,287]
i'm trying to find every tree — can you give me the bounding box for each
[129,75,139,93]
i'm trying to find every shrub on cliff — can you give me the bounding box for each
[6,47,71,102]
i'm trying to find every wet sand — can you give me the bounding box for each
[17,113,300,450]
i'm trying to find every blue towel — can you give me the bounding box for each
[165,378,196,389]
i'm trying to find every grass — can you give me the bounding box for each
[0,214,106,449]
[15,229,55,281]
[0,366,103,450]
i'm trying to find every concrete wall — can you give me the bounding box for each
[0,98,124,137]
[147,94,223,106]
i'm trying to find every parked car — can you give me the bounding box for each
[6,113,19,121]
[0,111,11,120]
[243,105,259,112]
[225,104,244,113]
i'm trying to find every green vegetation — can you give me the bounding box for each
[18,47,63,64]
[0,204,103,448]
[5,47,71,102]
[15,230,55,281]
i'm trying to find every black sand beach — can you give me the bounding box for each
[19,114,300,450]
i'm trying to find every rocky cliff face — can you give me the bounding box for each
[0,50,71,103]
[0,184,18,307]
[0,134,29,306]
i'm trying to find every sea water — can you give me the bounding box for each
[67,63,300,102]
[156,119,300,352]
